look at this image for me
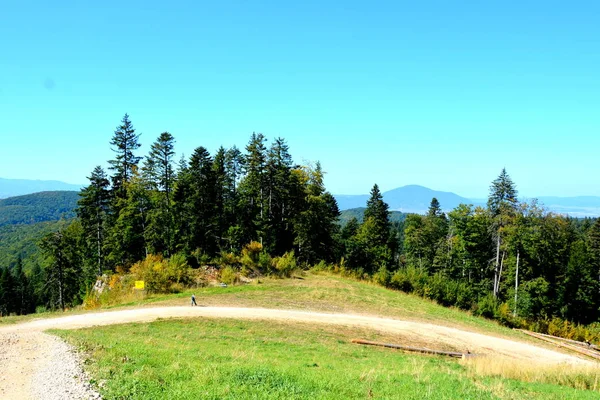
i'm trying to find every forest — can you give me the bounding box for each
[1,114,600,338]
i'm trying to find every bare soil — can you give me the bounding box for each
[0,306,593,399]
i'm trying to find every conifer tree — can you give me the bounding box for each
[143,132,176,255]
[109,114,142,196]
[364,184,391,247]
[77,166,110,275]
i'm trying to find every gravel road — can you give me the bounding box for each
[0,306,593,399]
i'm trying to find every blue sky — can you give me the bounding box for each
[1,1,599,198]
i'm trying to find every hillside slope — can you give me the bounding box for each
[339,207,407,225]
[0,191,79,227]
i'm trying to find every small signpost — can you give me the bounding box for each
[134,281,145,290]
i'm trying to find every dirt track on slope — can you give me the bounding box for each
[0,306,594,399]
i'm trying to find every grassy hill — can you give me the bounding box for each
[0,191,79,227]
[339,207,407,225]
[47,274,600,399]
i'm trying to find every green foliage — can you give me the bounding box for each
[270,251,297,278]
[338,207,406,225]
[0,191,78,227]
[130,254,191,294]
[219,266,239,285]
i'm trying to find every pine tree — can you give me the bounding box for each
[77,166,110,275]
[488,168,518,217]
[488,169,519,298]
[238,133,268,244]
[39,224,83,310]
[175,147,218,257]
[364,184,391,247]
[0,267,15,316]
[588,218,600,302]
[143,132,176,255]
[293,163,340,264]
[109,114,142,196]
[12,256,32,315]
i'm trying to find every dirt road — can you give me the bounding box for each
[0,306,593,399]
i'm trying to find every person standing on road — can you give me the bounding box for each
[191,294,197,306]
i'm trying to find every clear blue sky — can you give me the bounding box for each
[1,1,599,198]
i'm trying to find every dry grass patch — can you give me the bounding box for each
[464,356,600,392]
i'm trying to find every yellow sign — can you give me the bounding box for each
[134,281,145,290]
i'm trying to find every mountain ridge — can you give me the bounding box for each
[0,177,82,199]
[334,185,600,217]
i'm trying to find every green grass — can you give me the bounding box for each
[54,318,599,400]
[0,273,543,342]
[123,273,524,339]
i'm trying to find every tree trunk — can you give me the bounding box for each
[493,235,501,298]
[514,250,520,317]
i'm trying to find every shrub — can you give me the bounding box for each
[219,251,240,268]
[220,266,239,285]
[270,251,297,278]
[474,293,497,319]
[130,253,191,293]
[241,241,263,275]
[373,266,391,287]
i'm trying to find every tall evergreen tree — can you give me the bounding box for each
[108,114,142,196]
[143,132,176,255]
[0,267,15,316]
[488,168,518,217]
[174,147,218,257]
[294,163,340,264]
[238,133,268,244]
[77,166,111,275]
[488,169,519,297]
[364,184,391,246]
[39,224,83,310]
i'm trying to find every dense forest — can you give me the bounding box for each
[0,191,78,226]
[2,114,600,337]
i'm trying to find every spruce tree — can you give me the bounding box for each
[364,184,391,247]
[143,132,176,255]
[109,114,142,196]
[77,166,110,275]
[488,168,518,216]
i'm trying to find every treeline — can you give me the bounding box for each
[1,114,340,314]
[2,114,600,336]
[360,169,600,329]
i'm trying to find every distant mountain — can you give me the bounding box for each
[339,207,407,225]
[0,177,82,198]
[335,185,472,213]
[0,191,79,227]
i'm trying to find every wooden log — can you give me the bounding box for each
[516,330,600,361]
[351,339,476,359]
[531,331,600,352]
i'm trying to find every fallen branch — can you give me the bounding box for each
[516,330,600,361]
[351,339,477,359]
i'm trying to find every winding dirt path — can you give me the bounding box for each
[0,306,593,399]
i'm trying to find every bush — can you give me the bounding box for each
[474,293,498,319]
[270,251,297,278]
[390,266,427,294]
[241,241,263,275]
[219,251,240,268]
[219,266,239,285]
[130,253,191,294]
[373,266,391,287]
